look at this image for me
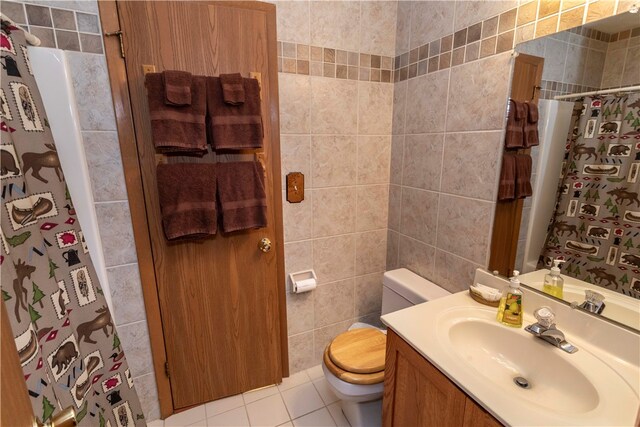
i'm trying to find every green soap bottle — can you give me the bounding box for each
[496,270,523,328]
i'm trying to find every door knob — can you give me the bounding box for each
[34,406,76,427]
[258,237,272,253]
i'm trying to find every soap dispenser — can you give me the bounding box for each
[496,270,523,328]
[543,259,566,299]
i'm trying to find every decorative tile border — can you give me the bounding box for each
[277,41,394,83]
[539,79,640,100]
[393,0,634,82]
[610,26,640,42]
[2,1,104,54]
[539,79,599,99]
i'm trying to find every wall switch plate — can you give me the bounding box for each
[286,172,304,203]
[142,64,156,75]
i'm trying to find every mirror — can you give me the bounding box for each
[507,12,640,330]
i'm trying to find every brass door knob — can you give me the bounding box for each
[258,237,272,253]
[34,406,76,427]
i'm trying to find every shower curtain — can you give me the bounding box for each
[540,93,640,298]
[1,21,144,426]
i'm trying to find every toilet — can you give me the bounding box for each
[322,268,451,427]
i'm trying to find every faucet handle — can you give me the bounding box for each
[534,306,555,328]
[584,290,605,304]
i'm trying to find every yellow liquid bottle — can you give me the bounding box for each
[543,282,563,299]
[497,271,523,328]
[543,259,565,300]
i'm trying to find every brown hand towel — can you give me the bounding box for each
[145,72,207,153]
[207,76,264,149]
[220,73,245,105]
[524,102,540,147]
[216,161,267,232]
[164,70,192,106]
[156,163,217,240]
[515,153,533,198]
[498,153,516,201]
[505,99,526,148]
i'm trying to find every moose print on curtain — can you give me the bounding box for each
[540,93,640,298]
[0,21,144,426]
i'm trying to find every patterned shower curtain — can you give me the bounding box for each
[1,21,144,426]
[540,93,640,298]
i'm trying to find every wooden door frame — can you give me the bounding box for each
[98,1,288,418]
[488,53,544,277]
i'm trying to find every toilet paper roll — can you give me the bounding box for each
[294,278,317,293]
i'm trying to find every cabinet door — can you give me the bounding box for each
[463,398,503,427]
[383,330,466,427]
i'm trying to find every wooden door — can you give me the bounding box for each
[108,1,286,410]
[1,300,35,427]
[489,53,544,276]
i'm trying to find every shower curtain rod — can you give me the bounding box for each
[554,85,640,100]
[1,13,41,46]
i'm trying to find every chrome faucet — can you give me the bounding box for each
[525,307,578,354]
[578,290,606,315]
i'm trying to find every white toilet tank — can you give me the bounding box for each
[381,268,450,315]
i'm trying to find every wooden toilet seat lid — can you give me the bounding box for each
[323,346,385,385]
[328,328,386,374]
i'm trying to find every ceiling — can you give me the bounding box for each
[582,11,640,34]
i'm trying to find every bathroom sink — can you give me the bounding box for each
[446,315,598,414]
[382,290,640,426]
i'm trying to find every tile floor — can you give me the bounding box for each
[148,365,351,427]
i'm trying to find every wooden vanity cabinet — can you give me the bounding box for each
[383,330,503,427]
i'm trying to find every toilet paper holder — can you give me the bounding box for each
[289,269,318,294]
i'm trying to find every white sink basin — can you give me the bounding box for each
[447,318,599,414]
[382,290,640,426]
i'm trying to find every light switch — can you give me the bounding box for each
[286,172,304,203]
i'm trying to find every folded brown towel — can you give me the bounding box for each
[505,99,526,148]
[156,163,217,240]
[220,73,245,105]
[498,153,516,201]
[207,76,263,149]
[145,73,207,153]
[524,102,540,148]
[216,161,267,232]
[515,154,533,198]
[164,70,192,106]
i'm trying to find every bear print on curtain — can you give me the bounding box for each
[0,20,145,426]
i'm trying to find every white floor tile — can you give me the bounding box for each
[208,406,250,426]
[312,378,339,405]
[188,421,207,427]
[326,403,350,427]
[243,384,279,404]
[281,382,325,419]
[278,423,294,427]
[147,420,164,427]
[292,408,337,427]
[278,370,311,392]
[205,394,245,417]
[245,393,291,426]
[306,365,324,380]
[165,405,207,426]
[327,402,351,427]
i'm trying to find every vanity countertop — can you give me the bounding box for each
[381,290,640,427]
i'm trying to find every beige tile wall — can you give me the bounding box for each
[276,1,397,373]
[601,27,640,88]
[387,0,631,294]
